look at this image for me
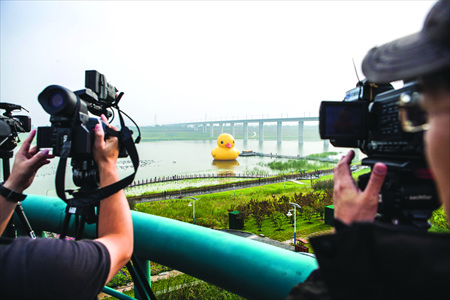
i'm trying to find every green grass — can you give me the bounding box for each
[306,152,338,158]
[125,177,255,197]
[134,180,333,240]
[243,214,332,243]
[103,274,244,300]
[266,159,334,172]
[153,274,244,300]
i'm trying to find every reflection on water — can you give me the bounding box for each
[211,159,240,176]
[211,160,240,168]
[14,139,355,196]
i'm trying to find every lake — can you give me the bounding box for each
[2,139,359,196]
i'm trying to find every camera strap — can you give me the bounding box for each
[56,103,139,238]
[55,98,80,202]
[69,124,139,207]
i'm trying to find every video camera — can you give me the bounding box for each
[37,70,140,240]
[319,80,440,229]
[37,70,131,190]
[0,102,31,153]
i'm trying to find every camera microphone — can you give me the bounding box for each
[0,102,23,111]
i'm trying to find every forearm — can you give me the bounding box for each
[97,167,133,241]
[95,163,133,282]
[0,179,24,236]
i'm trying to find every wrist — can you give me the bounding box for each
[98,164,119,187]
[0,182,26,202]
[3,179,25,194]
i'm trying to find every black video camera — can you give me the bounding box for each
[319,80,440,229]
[37,70,129,189]
[36,71,140,239]
[0,103,31,153]
[37,70,123,157]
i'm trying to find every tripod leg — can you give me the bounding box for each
[15,202,36,239]
[60,213,71,239]
[75,215,86,240]
[2,152,37,239]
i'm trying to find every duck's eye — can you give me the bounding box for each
[233,141,235,143]
[221,141,223,144]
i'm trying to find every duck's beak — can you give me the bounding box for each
[225,143,232,148]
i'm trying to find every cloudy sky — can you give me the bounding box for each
[1,0,436,127]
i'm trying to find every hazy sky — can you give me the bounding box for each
[1,0,437,127]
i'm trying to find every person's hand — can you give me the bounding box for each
[3,129,54,194]
[92,115,119,186]
[333,150,387,225]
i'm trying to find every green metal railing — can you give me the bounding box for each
[17,195,318,299]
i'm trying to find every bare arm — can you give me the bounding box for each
[333,150,387,225]
[92,116,133,284]
[0,130,53,235]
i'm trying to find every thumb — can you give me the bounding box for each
[94,122,105,146]
[27,149,49,166]
[364,163,387,198]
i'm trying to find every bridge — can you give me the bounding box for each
[173,117,319,143]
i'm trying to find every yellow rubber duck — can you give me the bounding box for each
[211,133,240,160]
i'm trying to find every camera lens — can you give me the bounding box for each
[39,85,80,117]
[50,92,64,109]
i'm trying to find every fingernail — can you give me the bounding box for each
[95,124,101,131]
[42,149,49,155]
[374,163,387,175]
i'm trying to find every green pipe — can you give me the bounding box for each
[133,256,151,299]
[19,195,318,299]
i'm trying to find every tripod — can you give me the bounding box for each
[58,157,156,300]
[1,150,36,239]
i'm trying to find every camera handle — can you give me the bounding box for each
[359,157,439,231]
[0,150,36,239]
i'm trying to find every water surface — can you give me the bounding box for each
[3,139,357,196]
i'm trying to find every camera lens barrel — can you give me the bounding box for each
[38,85,79,117]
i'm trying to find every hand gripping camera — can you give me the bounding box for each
[37,70,139,194]
[37,71,120,157]
[319,80,440,229]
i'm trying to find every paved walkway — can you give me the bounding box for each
[291,180,305,185]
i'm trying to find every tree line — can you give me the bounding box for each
[228,182,334,231]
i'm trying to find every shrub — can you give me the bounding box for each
[430,207,450,230]
[312,179,334,191]
[107,269,132,288]
[303,206,314,223]
[249,199,269,231]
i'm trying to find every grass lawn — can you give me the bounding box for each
[134,178,335,244]
[135,181,316,229]
[103,273,245,300]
